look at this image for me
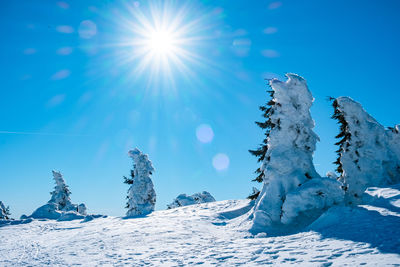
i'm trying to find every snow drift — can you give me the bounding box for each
[167,191,216,209]
[1,183,399,265]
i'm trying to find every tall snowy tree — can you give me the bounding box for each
[332,97,400,204]
[125,148,156,217]
[251,74,326,233]
[0,201,11,220]
[248,84,275,200]
[49,170,72,210]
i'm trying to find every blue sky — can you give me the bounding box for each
[1,0,400,218]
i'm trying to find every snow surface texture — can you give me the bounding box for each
[0,201,10,220]
[251,73,343,233]
[334,97,400,205]
[167,191,216,209]
[126,148,156,217]
[0,184,399,266]
[29,171,87,220]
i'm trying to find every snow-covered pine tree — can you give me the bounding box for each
[250,74,322,232]
[387,125,400,181]
[49,170,72,210]
[30,171,87,219]
[0,201,11,220]
[125,148,156,217]
[248,84,275,200]
[332,97,400,204]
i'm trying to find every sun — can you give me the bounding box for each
[146,30,176,55]
[111,1,209,85]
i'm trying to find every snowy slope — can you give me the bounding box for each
[1,185,400,266]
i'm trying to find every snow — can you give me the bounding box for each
[30,203,62,220]
[167,191,216,209]
[126,148,156,217]
[1,184,399,266]
[281,177,344,226]
[333,97,400,204]
[251,74,342,233]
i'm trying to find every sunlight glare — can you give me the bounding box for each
[113,1,208,85]
[147,30,175,55]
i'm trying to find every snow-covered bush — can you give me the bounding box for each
[30,171,87,219]
[0,201,11,220]
[332,97,400,205]
[167,191,216,209]
[125,148,156,217]
[250,74,344,233]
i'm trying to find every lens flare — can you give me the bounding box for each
[212,153,230,171]
[196,124,214,143]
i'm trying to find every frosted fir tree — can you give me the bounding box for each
[248,85,276,200]
[167,191,215,209]
[0,201,11,220]
[332,97,400,205]
[30,171,87,219]
[49,170,72,210]
[387,125,400,178]
[125,148,156,217]
[250,74,343,233]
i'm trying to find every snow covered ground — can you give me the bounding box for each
[1,185,400,266]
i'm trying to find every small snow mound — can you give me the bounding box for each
[31,203,62,220]
[167,191,216,209]
[57,211,85,221]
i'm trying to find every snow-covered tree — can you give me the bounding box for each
[125,148,156,217]
[250,74,343,233]
[0,201,11,220]
[30,171,87,219]
[387,124,400,179]
[167,191,215,209]
[248,85,276,200]
[49,170,72,210]
[332,97,400,205]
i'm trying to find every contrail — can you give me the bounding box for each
[0,131,90,137]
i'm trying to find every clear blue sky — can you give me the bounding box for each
[1,0,400,218]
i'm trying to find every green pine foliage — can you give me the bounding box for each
[331,98,351,176]
[124,168,135,209]
[248,85,276,200]
[5,206,11,216]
